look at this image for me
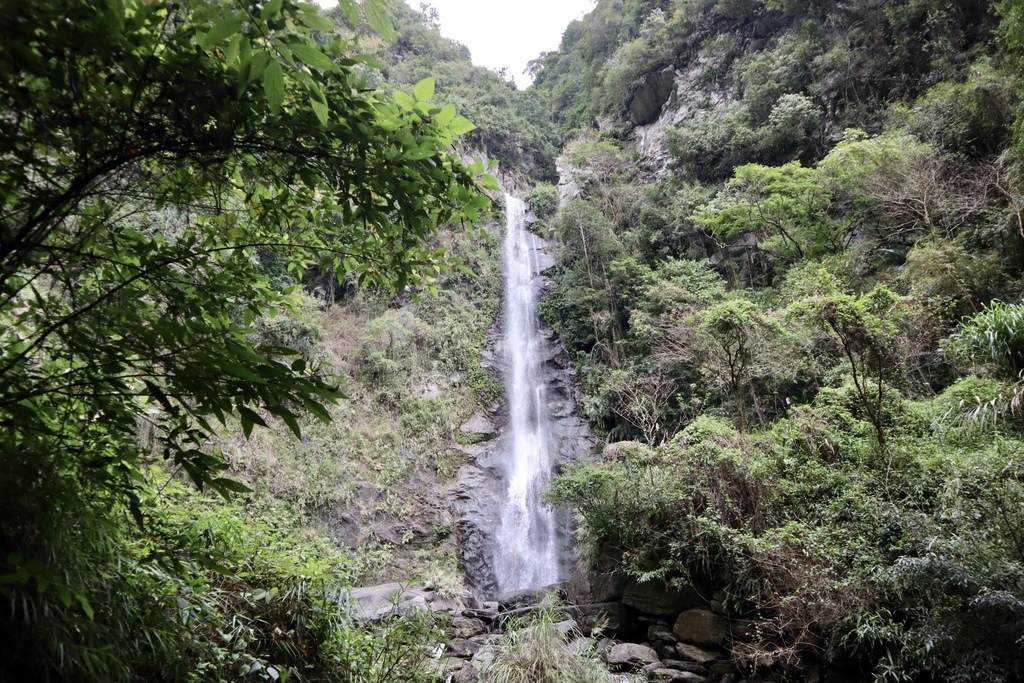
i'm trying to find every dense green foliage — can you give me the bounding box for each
[0,0,495,678]
[535,0,1024,679]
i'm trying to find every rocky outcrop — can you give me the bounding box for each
[630,57,735,177]
[629,67,678,126]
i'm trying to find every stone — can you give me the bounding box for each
[459,412,497,439]
[655,641,677,660]
[575,602,622,636]
[553,619,580,640]
[453,663,480,683]
[646,669,710,683]
[673,610,729,647]
[603,642,660,672]
[708,660,738,679]
[468,633,500,646]
[469,644,500,670]
[451,616,488,639]
[623,578,708,617]
[348,583,439,623]
[675,643,720,664]
[497,584,566,611]
[648,625,677,643]
[448,638,481,658]
[659,659,709,674]
[569,637,597,657]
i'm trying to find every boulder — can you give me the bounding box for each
[553,619,581,640]
[469,644,500,671]
[576,602,623,635]
[603,642,660,672]
[645,669,710,683]
[448,638,481,659]
[569,637,598,657]
[623,578,708,617]
[348,583,439,622]
[647,625,677,643]
[462,604,498,623]
[451,616,488,639]
[673,610,729,647]
[659,659,710,674]
[497,584,566,611]
[675,643,720,664]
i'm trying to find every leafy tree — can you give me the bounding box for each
[0,0,489,675]
[789,283,907,451]
[696,161,843,270]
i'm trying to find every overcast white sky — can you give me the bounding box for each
[317,0,596,88]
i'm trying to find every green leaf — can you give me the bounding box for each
[298,11,337,32]
[237,405,268,439]
[211,477,253,494]
[291,43,339,72]
[394,91,415,111]
[310,96,329,125]
[261,0,284,21]
[434,103,456,126]
[414,77,435,102]
[448,115,476,136]
[264,59,285,114]
[202,14,244,50]
[76,594,95,621]
[336,0,359,25]
[353,54,385,69]
[362,0,397,42]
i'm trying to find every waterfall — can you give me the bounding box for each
[493,194,562,593]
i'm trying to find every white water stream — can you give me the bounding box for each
[493,194,562,593]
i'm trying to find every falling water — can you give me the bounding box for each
[493,194,562,593]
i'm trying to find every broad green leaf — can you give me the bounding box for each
[264,59,285,114]
[336,0,359,24]
[448,115,476,136]
[298,11,337,32]
[362,0,397,42]
[394,91,415,111]
[310,96,329,125]
[202,14,244,50]
[414,77,435,102]
[261,0,284,21]
[435,103,456,126]
[291,43,339,72]
[405,145,436,160]
[248,50,271,83]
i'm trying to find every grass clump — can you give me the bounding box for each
[480,598,615,683]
